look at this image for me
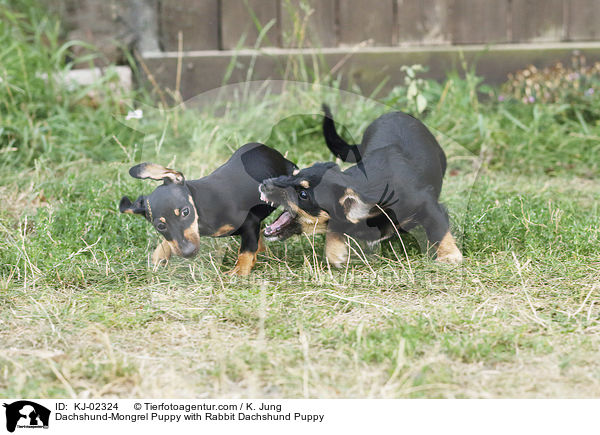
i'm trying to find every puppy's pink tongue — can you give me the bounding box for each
[265,211,292,236]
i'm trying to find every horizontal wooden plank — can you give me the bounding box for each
[159,0,220,51]
[141,42,600,100]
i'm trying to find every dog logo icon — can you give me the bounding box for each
[2,401,50,433]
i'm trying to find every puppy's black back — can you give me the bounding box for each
[361,112,446,177]
[322,107,446,181]
[188,143,297,225]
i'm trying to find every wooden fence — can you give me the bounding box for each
[138,0,600,98]
[158,0,600,52]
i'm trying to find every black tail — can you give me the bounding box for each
[322,104,362,163]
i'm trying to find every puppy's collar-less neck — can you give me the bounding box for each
[146,198,153,221]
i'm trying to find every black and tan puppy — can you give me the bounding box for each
[120,143,297,275]
[259,105,463,266]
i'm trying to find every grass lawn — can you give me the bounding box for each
[1,1,599,398]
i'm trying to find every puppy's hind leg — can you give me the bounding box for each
[419,200,463,264]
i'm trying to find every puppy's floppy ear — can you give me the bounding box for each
[129,163,184,185]
[119,195,146,216]
[339,188,373,223]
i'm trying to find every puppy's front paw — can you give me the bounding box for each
[436,250,463,264]
[325,231,349,268]
[225,264,251,276]
[152,241,172,266]
[435,232,463,264]
[226,252,256,276]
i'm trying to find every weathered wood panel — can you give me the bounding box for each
[338,0,396,46]
[221,0,281,49]
[449,0,509,44]
[142,44,600,99]
[151,0,600,52]
[567,0,600,40]
[159,0,220,51]
[44,0,161,65]
[396,0,450,45]
[280,0,337,47]
[512,0,565,42]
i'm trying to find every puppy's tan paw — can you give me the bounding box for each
[225,265,251,276]
[152,240,172,266]
[436,250,463,264]
[436,232,463,264]
[325,231,349,268]
[226,252,256,276]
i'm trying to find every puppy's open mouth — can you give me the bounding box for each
[264,210,293,237]
[259,181,302,241]
[260,190,278,207]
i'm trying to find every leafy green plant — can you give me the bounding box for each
[401,64,429,114]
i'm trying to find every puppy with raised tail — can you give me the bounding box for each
[259,105,463,266]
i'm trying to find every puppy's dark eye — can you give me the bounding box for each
[181,207,190,217]
[298,190,308,200]
[156,222,167,231]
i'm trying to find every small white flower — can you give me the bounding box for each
[125,109,143,120]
